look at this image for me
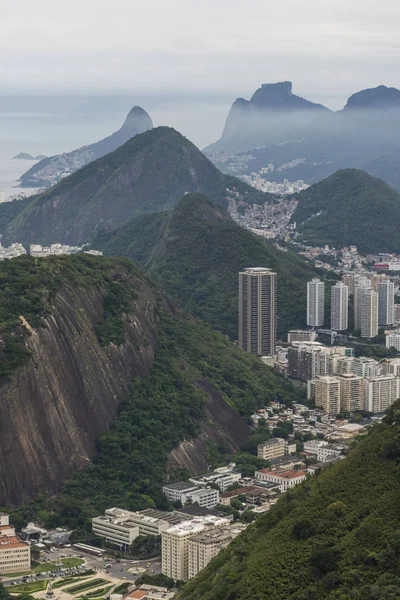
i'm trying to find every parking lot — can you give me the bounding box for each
[2,545,162,588]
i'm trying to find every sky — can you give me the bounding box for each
[1,0,400,147]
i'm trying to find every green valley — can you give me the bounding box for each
[94,193,326,338]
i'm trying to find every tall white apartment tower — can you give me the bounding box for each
[307,278,325,327]
[331,282,349,331]
[378,280,395,326]
[354,278,371,331]
[361,289,379,339]
[239,268,277,357]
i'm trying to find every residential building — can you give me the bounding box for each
[287,343,352,383]
[0,535,31,574]
[363,375,400,413]
[313,376,341,414]
[307,278,325,327]
[161,516,230,582]
[187,523,246,580]
[257,438,285,460]
[331,282,348,332]
[339,373,364,412]
[352,357,381,378]
[382,358,400,377]
[378,280,395,326]
[254,469,307,492]
[287,330,317,343]
[354,278,371,330]
[238,267,277,357]
[385,332,400,352]
[361,289,379,339]
[303,440,344,462]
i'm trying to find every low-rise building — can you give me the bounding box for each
[0,535,31,574]
[162,482,201,504]
[254,469,307,491]
[190,466,241,492]
[257,437,285,460]
[92,508,183,550]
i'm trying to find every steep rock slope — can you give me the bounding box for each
[180,403,400,600]
[292,169,400,253]
[3,128,269,246]
[19,106,153,188]
[94,194,324,338]
[0,255,159,505]
[0,255,301,509]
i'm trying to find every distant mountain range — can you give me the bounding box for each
[2,127,270,246]
[18,106,153,188]
[93,193,325,338]
[206,83,400,192]
[292,169,400,253]
[206,81,330,152]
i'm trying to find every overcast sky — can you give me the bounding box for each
[1,0,400,146]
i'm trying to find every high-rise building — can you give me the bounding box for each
[378,280,395,326]
[307,278,325,327]
[187,524,246,580]
[339,373,364,412]
[331,282,349,331]
[354,278,371,331]
[361,289,379,338]
[313,376,341,414]
[238,267,277,356]
[363,375,400,413]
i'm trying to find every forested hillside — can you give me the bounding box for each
[94,194,325,338]
[2,128,270,246]
[293,169,400,253]
[0,254,303,517]
[180,403,400,600]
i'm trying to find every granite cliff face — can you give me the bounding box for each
[207,81,329,152]
[0,261,160,506]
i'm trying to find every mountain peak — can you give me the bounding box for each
[344,85,400,110]
[122,105,153,130]
[208,82,330,152]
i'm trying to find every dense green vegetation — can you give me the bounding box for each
[180,402,400,600]
[293,169,400,253]
[6,582,47,594]
[0,253,303,531]
[0,254,141,380]
[95,193,325,338]
[0,198,31,233]
[3,128,271,246]
[30,309,302,534]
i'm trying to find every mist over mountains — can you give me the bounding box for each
[206,82,400,192]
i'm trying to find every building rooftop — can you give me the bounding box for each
[0,536,27,550]
[162,481,199,492]
[175,505,220,518]
[190,524,246,545]
[164,516,230,537]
